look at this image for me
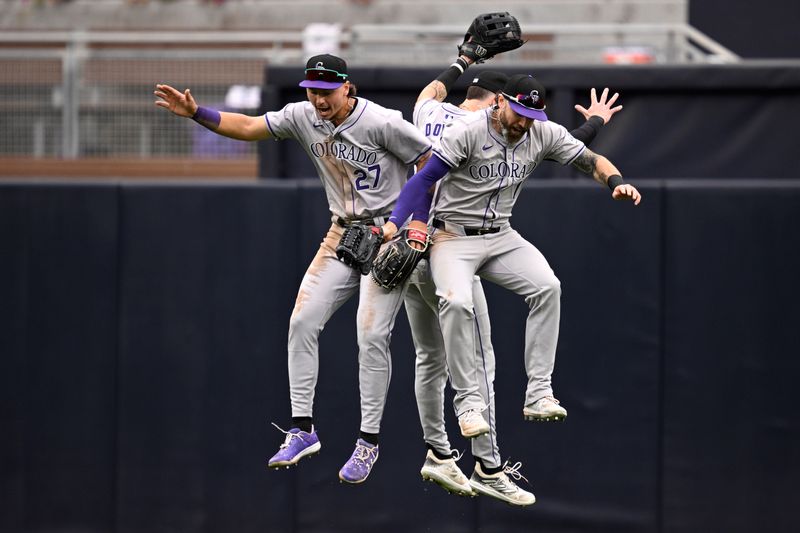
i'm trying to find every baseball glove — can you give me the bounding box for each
[458,12,524,64]
[336,223,384,275]
[371,227,431,290]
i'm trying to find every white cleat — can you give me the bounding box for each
[458,408,490,438]
[469,461,536,507]
[523,397,567,422]
[420,450,475,497]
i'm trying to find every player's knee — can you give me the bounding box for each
[288,311,321,342]
[357,326,387,351]
[526,275,561,305]
[438,292,474,317]
[546,275,562,298]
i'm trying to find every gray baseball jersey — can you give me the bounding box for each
[266,98,430,220]
[266,97,431,436]
[427,110,583,416]
[413,99,469,137]
[433,108,585,228]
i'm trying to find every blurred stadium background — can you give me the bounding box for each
[1,0,797,178]
[2,2,800,533]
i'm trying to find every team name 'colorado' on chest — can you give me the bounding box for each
[309,140,379,165]
[468,161,534,181]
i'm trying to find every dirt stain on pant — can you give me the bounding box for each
[291,223,344,319]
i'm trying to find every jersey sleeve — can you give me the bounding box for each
[382,111,432,165]
[264,102,301,141]
[543,122,586,165]
[433,120,470,168]
[412,98,438,129]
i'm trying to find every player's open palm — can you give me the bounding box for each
[612,183,642,205]
[154,84,197,118]
[575,87,622,124]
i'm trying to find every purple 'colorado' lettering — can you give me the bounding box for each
[468,162,533,180]
[309,140,378,165]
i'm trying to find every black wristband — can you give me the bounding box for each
[607,174,624,190]
[435,59,468,93]
[587,115,605,127]
[569,116,604,144]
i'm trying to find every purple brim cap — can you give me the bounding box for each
[299,80,344,89]
[509,100,548,121]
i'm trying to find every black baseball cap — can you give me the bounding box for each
[502,74,548,121]
[469,70,508,93]
[299,54,349,90]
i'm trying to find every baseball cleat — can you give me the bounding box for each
[523,397,567,422]
[420,450,475,497]
[458,408,490,438]
[469,461,536,506]
[338,439,379,484]
[267,423,321,469]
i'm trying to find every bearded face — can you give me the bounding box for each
[497,98,533,144]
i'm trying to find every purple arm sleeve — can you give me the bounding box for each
[389,154,452,225]
[192,106,221,130]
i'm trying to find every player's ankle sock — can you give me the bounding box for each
[291,417,313,433]
[426,443,452,461]
[476,458,503,476]
[359,431,379,446]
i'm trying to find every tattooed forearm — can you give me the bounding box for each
[571,148,598,175]
[432,81,447,102]
[571,148,610,185]
[417,80,449,103]
[571,148,621,186]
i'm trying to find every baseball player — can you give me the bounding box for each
[154,54,431,484]
[384,72,641,501]
[407,58,624,505]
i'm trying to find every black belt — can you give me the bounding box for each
[336,216,388,227]
[432,218,501,236]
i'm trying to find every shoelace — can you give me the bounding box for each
[460,408,485,424]
[271,422,307,449]
[450,449,465,462]
[352,444,378,464]
[502,460,530,485]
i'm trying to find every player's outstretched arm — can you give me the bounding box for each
[154,83,270,141]
[571,148,642,205]
[381,154,452,240]
[575,88,622,125]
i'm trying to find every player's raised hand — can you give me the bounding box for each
[154,84,198,118]
[575,88,622,124]
[612,183,642,205]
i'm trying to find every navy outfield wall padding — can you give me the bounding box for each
[3,180,800,532]
[115,184,299,533]
[661,181,800,533]
[0,184,119,533]
[0,186,28,533]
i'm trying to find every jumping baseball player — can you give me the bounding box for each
[383,72,640,501]
[407,58,624,505]
[154,54,431,484]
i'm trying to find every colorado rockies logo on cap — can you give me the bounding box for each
[299,54,349,89]
[501,73,549,121]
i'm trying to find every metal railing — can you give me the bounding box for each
[0,24,737,163]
